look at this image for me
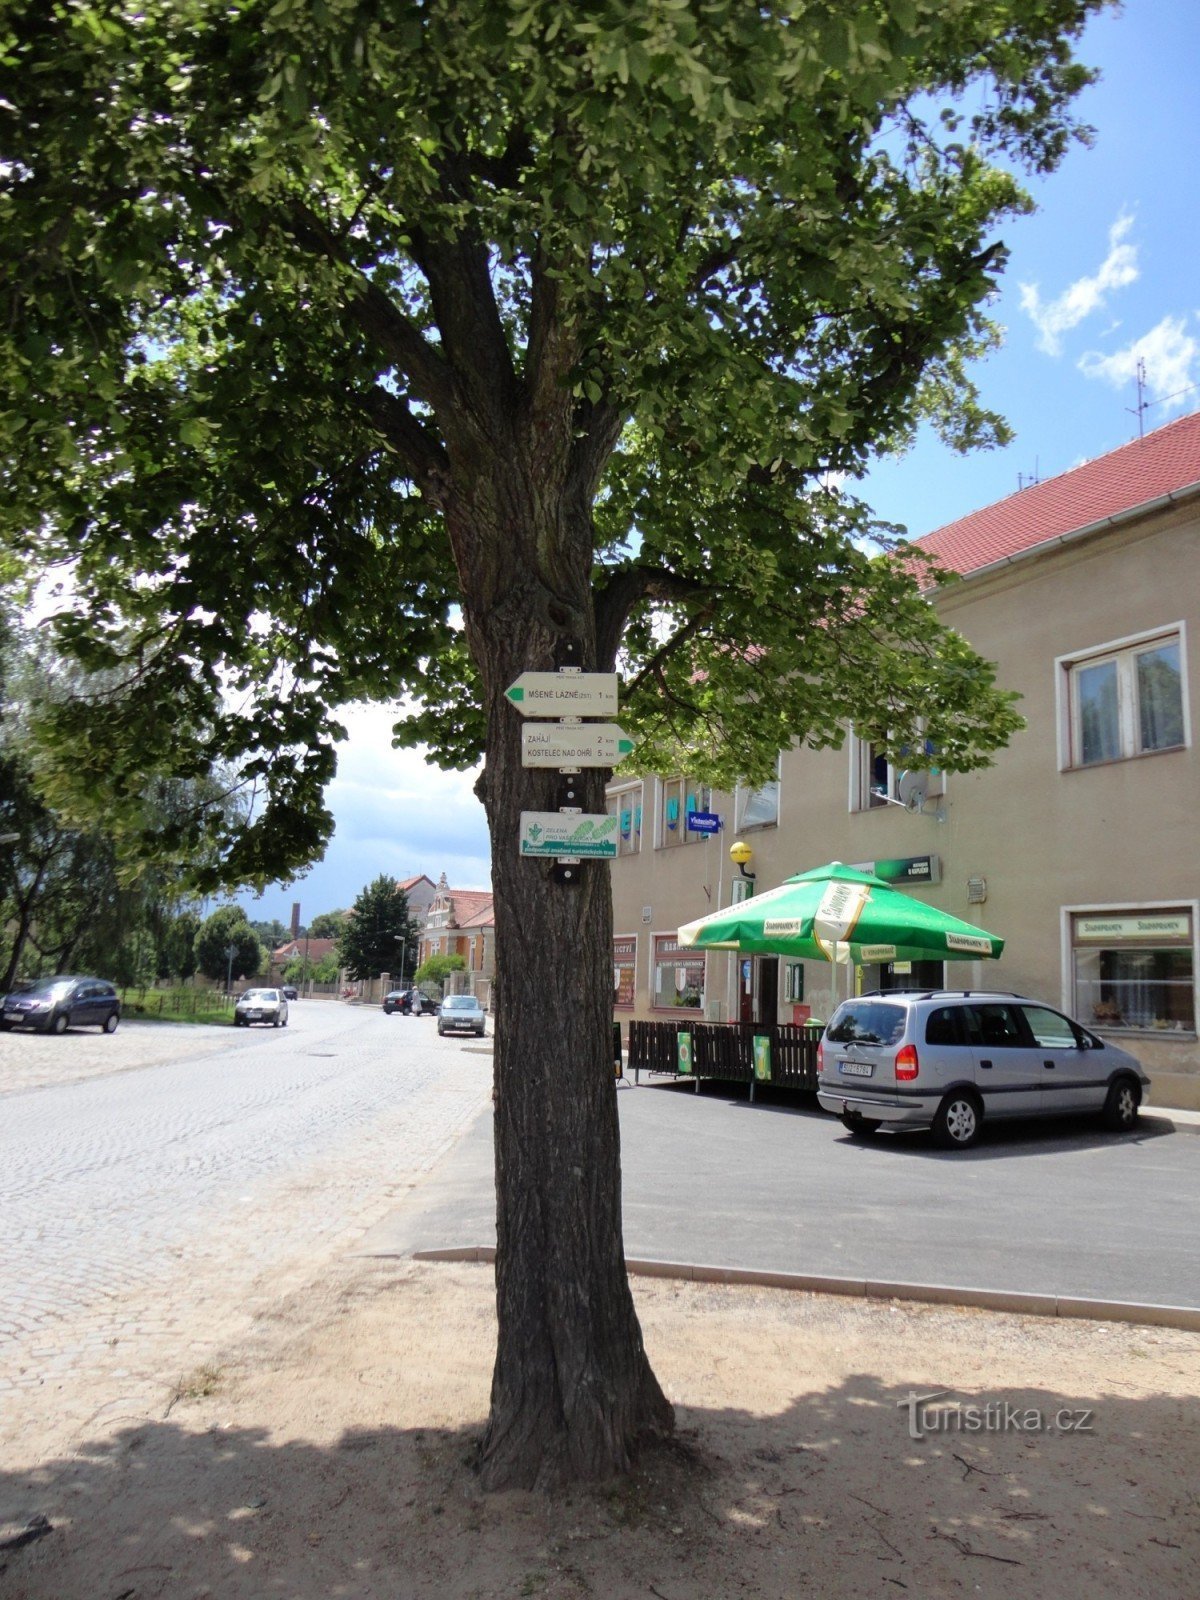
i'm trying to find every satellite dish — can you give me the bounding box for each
[897,770,928,813]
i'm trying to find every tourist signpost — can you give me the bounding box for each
[508,667,633,881]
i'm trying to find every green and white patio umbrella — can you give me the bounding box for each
[678,862,1004,966]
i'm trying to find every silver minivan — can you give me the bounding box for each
[817,990,1150,1149]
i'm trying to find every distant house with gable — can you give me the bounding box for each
[418,873,495,993]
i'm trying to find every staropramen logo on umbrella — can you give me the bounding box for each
[813,880,870,960]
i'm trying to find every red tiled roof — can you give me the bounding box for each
[457,903,495,931]
[436,890,492,927]
[271,938,338,962]
[917,410,1200,577]
[397,875,435,892]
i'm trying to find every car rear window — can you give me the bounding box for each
[825,1002,906,1046]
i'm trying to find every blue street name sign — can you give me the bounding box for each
[687,811,722,834]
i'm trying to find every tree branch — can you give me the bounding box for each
[361,387,451,502]
[624,608,714,698]
[282,204,459,415]
[593,563,715,670]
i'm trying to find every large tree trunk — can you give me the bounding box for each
[458,462,673,1491]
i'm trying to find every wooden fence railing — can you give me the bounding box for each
[627,1019,820,1095]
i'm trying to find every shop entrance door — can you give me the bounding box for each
[739,956,780,1024]
[757,957,779,1025]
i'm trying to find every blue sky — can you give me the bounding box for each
[240,0,1199,928]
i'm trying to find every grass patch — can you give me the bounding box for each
[120,987,237,1026]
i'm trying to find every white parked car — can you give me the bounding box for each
[235,987,289,1028]
[437,995,487,1037]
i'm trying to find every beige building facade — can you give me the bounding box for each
[609,414,1200,1109]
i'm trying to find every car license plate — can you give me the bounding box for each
[839,1060,873,1078]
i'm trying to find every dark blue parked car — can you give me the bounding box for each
[1,976,122,1034]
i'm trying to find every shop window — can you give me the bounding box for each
[1061,628,1186,768]
[659,777,711,847]
[1072,910,1195,1034]
[607,782,642,856]
[652,934,705,1011]
[784,962,805,1003]
[613,935,637,1009]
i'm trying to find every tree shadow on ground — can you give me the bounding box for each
[2,1361,1197,1599]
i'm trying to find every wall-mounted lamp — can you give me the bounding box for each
[729,839,756,881]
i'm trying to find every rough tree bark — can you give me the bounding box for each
[452,445,674,1491]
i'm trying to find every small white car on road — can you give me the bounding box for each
[234,988,289,1028]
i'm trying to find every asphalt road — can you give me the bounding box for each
[368,1075,1200,1310]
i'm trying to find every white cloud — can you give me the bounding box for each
[1019,214,1140,356]
[1078,314,1199,411]
[237,702,491,922]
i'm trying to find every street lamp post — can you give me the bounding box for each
[224,941,238,996]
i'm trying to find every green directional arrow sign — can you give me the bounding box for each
[521,724,635,768]
[505,672,620,717]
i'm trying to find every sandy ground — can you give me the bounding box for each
[2,1258,1198,1600]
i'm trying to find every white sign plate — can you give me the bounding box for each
[519,812,619,859]
[505,672,619,717]
[521,724,634,768]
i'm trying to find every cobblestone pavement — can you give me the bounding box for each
[0,1011,245,1096]
[0,1002,493,1464]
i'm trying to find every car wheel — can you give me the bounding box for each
[103,1012,119,1034]
[52,1011,68,1035]
[841,1111,880,1138]
[273,1015,280,1028]
[1102,1075,1140,1132]
[282,1017,288,1027]
[932,1090,981,1150]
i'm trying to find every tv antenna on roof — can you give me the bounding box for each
[1128,357,1149,440]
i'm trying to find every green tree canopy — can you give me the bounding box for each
[414,952,467,988]
[339,875,420,982]
[308,910,348,940]
[195,906,263,985]
[0,0,1106,1488]
[311,950,340,984]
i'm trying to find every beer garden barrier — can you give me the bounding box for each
[626,1019,822,1099]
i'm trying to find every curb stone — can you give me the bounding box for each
[411,1247,1200,1334]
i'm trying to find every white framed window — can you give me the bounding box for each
[658,777,712,847]
[606,781,643,856]
[1058,625,1188,769]
[735,755,781,830]
[850,730,942,812]
[1065,904,1196,1036]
